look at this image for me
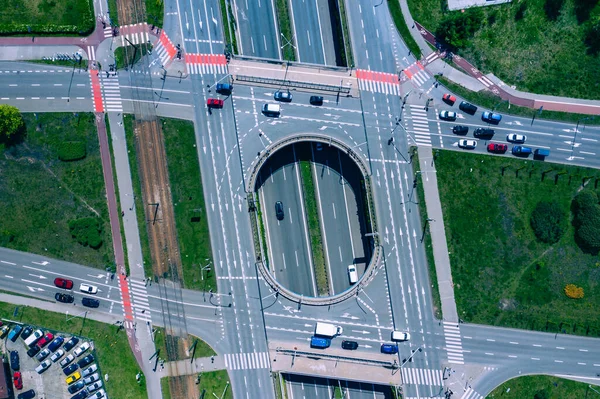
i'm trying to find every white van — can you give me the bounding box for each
[391,330,411,342]
[347,265,358,284]
[24,329,43,347]
[262,103,281,117]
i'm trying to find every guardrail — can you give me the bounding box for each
[234,75,352,95]
[274,347,397,368]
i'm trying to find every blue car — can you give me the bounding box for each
[310,337,331,349]
[48,336,65,352]
[482,111,502,124]
[381,343,398,354]
[8,325,23,342]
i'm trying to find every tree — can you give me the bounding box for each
[544,0,565,21]
[435,8,483,49]
[574,0,599,23]
[530,201,566,244]
[584,16,600,56]
[571,191,600,253]
[0,104,25,145]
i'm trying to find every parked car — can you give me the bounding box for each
[54,277,74,289]
[482,111,502,124]
[79,284,98,294]
[452,125,468,135]
[17,389,36,399]
[60,353,76,368]
[48,336,65,352]
[37,332,54,348]
[487,143,508,153]
[24,329,43,347]
[66,371,82,385]
[64,337,79,352]
[8,325,23,342]
[68,380,86,394]
[458,139,477,149]
[275,201,284,221]
[55,293,75,303]
[20,326,33,341]
[439,110,457,121]
[0,325,10,338]
[83,372,100,385]
[88,389,106,399]
[87,381,103,393]
[63,364,79,376]
[442,93,456,105]
[341,340,359,350]
[459,101,478,115]
[35,359,52,374]
[50,349,65,363]
[13,371,22,390]
[26,346,41,358]
[206,98,224,109]
[507,133,527,143]
[10,350,19,371]
[274,91,292,102]
[35,348,51,362]
[77,354,94,368]
[82,298,100,308]
[215,83,233,95]
[82,364,98,378]
[473,127,495,138]
[74,342,90,357]
[309,95,324,106]
[381,343,399,354]
[71,390,88,399]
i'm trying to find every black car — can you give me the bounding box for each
[275,201,284,221]
[17,389,36,399]
[452,125,468,135]
[55,293,75,303]
[341,340,359,350]
[63,363,79,376]
[82,297,100,308]
[20,326,33,341]
[274,91,292,102]
[27,345,41,358]
[10,351,19,371]
[71,390,88,399]
[68,380,85,394]
[473,127,495,138]
[459,101,478,115]
[77,354,94,368]
[309,95,324,106]
[64,337,80,352]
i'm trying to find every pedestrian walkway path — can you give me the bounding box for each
[401,367,444,386]
[128,279,152,324]
[156,356,226,379]
[116,23,150,47]
[224,351,270,371]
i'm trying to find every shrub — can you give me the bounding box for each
[584,16,600,56]
[530,201,566,244]
[68,217,103,249]
[435,8,483,49]
[571,189,598,217]
[58,141,86,161]
[534,389,550,399]
[544,0,565,21]
[572,191,600,252]
[564,284,584,299]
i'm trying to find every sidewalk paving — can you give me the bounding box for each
[156,356,226,379]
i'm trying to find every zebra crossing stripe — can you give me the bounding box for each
[224,352,270,370]
[444,321,465,364]
[461,387,483,399]
[401,368,443,386]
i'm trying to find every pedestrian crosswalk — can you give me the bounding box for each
[86,45,96,61]
[444,321,464,364]
[128,279,152,323]
[89,70,103,113]
[402,61,430,87]
[224,352,270,371]
[153,30,178,67]
[184,53,228,75]
[401,367,443,386]
[356,69,401,95]
[100,74,123,113]
[422,51,441,66]
[117,23,150,47]
[408,105,432,147]
[103,26,113,39]
[461,387,483,399]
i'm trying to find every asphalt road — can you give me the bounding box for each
[231,0,281,59]
[284,373,394,399]
[288,0,330,65]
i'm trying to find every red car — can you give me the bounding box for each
[442,93,456,105]
[487,143,508,153]
[37,332,54,348]
[207,98,224,108]
[13,371,22,390]
[54,277,73,289]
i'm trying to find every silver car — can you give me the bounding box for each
[50,349,65,363]
[35,348,51,362]
[83,372,100,385]
[86,380,103,393]
[82,364,98,378]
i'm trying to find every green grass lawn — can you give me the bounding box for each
[154,327,216,360]
[436,150,600,335]
[3,303,146,399]
[197,370,233,399]
[0,112,114,270]
[115,44,153,70]
[487,374,596,398]
[408,0,600,100]
[162,118,215,292]
[0,0,94,36]
[145,0,164,28]
[276,0,295,61]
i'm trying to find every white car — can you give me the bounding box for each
[84,372,100,385]
[74,342,90,357]
[50,349,65,363]
[60,353,75,368]
[391,331,411,341]
[82,364,98,377]
[507,133,527,143]
[88,389,106,399]
[439,110,457,121]
[458,139,477,149]
[79,283,98,294]
[86,380,103,393]
[35,359,52,374]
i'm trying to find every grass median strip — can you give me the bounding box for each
[300,161,328,296]
[336,0,353,67]
[388,0,421,60]
[219,0,239,54]
[276,0,296,61]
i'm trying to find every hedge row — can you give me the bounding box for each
[58,141,87,162]
[0,23,94,36]
[68,217,103,249]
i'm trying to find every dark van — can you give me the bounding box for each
[459,101,478,115]
[512,146,532,156]
[216,83,233,95]
[310,336,331,349]
[534,148,550,158]
[473,128,494,138]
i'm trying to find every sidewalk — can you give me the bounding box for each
[156,356,226,379]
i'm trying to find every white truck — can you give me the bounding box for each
[315,322,343,337]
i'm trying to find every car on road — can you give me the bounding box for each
[82,298,100,308]
[512,145,532,156]
[442,93,456,105]
[347,265,358,284]
[17,389,35,399]
[82,364,98,378]
[87,381,103,393]
[341,340,359,350]
[459,101,478,115]
[37,332,54,347]
[78,354,94,368]
[507,133,527,143]
[79,284,98,294]
[215,83,233,95]
[0,325,9,338]
[54,277,74,289]
[35,348,51,362]
[26,345,41,358]
[13,371,22,390]
[482,111,502,124]
[487,143,508,153]
[391,331,411,342]
[83,372,100,385]
[275,201,284,221]
[439,110,457,121]
[315,143,323,151]
[60,353,76,368]
[71,390,88,399]
[473,127,495,138]
[274,91,292,102]
[10,351,19,371]
[452,125,468,135]
[206,98,224,109]
[64,337,79,352]
[50,349,65,363]
[262,103,281,117]
[68,380,85,394]
[74,342,90,357]
[66,371,81,385]
[63,364,79,376]
[309,95,323,106]
[8,325,23,342]
[20,326,32,341]
[458,139,477,150]
[48,336,64,352]
[35,359,52,374]
[380,343,398,354]
[88,389,106,399]
[56,293,75,303]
